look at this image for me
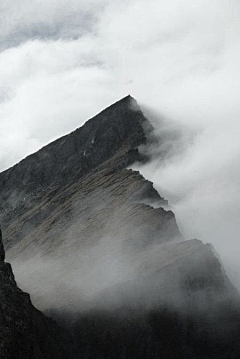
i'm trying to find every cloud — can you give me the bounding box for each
[96,0,240,287]
[135,114,240,287]
[0,0,109,48]
[0,38,120,169]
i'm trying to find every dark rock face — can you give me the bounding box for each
[0,234,74,359]
[69,307,240,359]
[0,95,240,358]
[0,227,5,261]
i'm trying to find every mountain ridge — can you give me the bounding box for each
[0,96,240,358]
[0,95,150,243]
[0,95,135,174]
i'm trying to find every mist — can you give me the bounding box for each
[135,106,240,290]
[10,185,184,314]
[12,231,231,317]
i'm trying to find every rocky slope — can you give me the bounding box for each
[0,95,240,358]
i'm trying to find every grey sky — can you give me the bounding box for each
[0,0,239,170]
[0,0,108,49]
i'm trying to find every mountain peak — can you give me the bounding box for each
[0,97,150,241]
[90,94,138,118]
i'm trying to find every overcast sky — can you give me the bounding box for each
[1,0,240,286]
[0,0,239,170]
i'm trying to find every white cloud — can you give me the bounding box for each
[0,38,121,169]
[2,0,240,169]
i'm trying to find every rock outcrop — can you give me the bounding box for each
[0,231,74,359]
[0,227,5,261]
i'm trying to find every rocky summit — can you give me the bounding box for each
[0,96,240,358]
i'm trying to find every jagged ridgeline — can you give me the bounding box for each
[0,96,240,358]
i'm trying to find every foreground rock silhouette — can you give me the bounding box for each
[0,230,74,359]
[0,227,5,261]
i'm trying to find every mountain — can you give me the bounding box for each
[1,96,177,253]
[0,95,240,358]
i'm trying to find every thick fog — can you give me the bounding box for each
[135,107,240,290]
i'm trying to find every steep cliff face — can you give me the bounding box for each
[0,229,74,359]
[0,96,240,358]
